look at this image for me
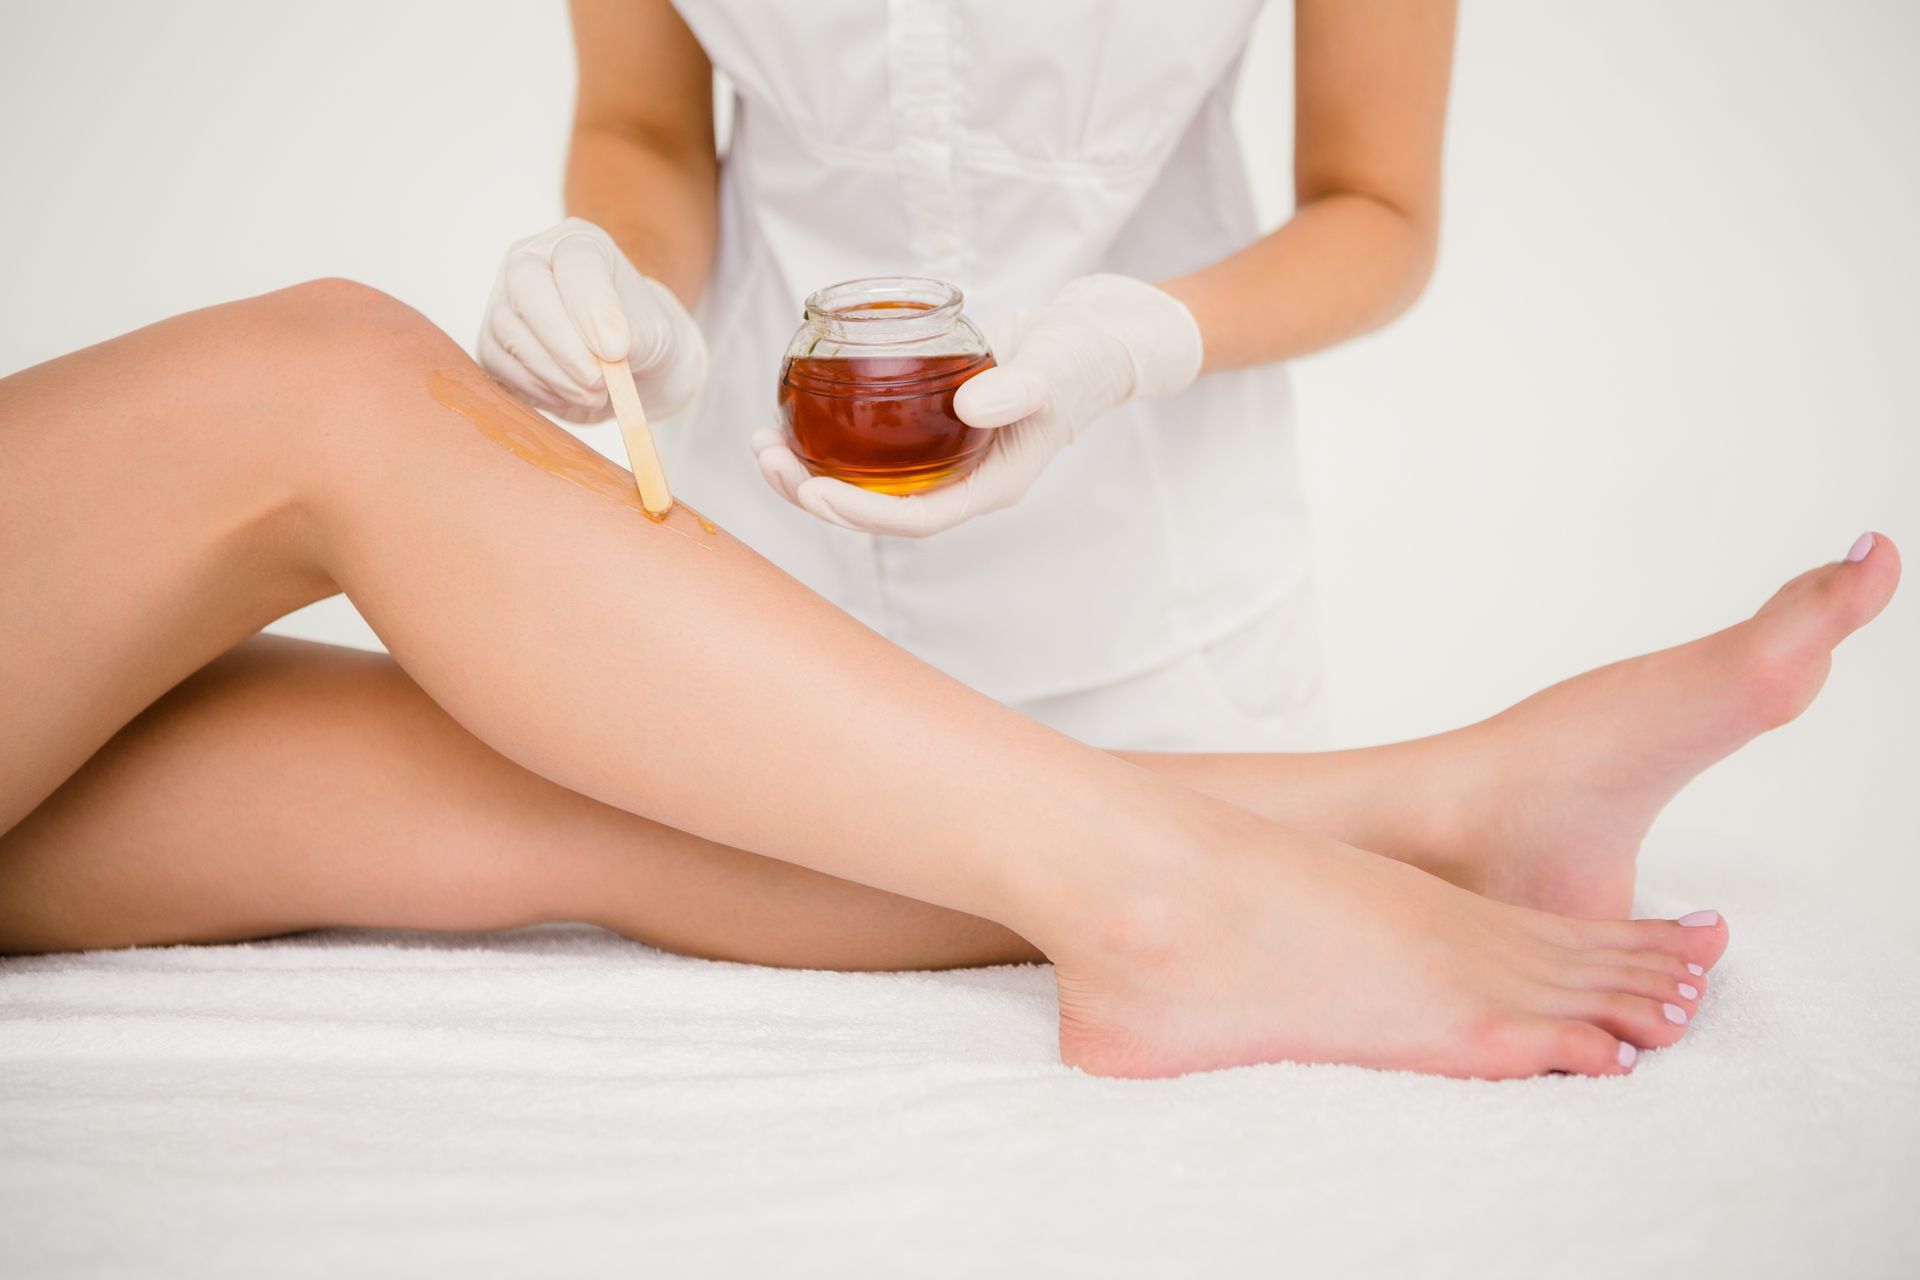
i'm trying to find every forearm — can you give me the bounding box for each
[1159,191,1438,371]
[565,126,717,307]
[1165,0,1455,372]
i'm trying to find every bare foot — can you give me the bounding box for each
[1052,807,1730,1080]
[1444,532,1900,918]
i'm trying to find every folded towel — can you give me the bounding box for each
[2,839,1915,1278]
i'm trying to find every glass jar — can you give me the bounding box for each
[778,277,994,495]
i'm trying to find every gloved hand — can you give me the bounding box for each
[478,217,708,424]
[752,274,1203,537]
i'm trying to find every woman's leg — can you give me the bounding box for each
[0,636,1038,967]
[1123,541,1901,918]
[8,523,1893,963]
[0,279,1747,1077]
[9,539,1894,961]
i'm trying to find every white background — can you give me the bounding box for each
[1,2,1915,913]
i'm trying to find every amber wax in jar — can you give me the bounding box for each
[778,278,994,496]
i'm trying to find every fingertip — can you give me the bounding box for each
[794,476,859,529]
[954,365,1044,428]
[757,462,796,506]
[754,442,807,503]
[589,309,632,364]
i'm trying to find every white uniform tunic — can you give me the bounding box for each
[666,0,1325,751]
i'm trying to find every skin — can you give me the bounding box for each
[3,563,1888,963]
[563,0,1458,371]
[1163,0,1457,367]
[0,281,1898,1079]
[565,0,720,310]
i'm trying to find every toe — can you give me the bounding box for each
[1755,533,1901,651]
[1832,531,1901,632]
[1552,912,1730,970]
[1508,1018,1638,1077]
[1580,948,1699,981]
[1550,989,1690,1049]
[1568,963,1704,1010]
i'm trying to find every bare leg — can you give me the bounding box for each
[9,529,1893,965]
[6,556,1892,962]
[0,281,1753,1077]
[1125,538,1901,918]
[0,635,1037,968]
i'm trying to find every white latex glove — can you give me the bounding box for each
[478,217,708,425]
[752,274,1203,537]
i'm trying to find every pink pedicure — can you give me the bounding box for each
[1676,910,1720,927]
[1662,1003,1688,1025]
[1687,963,1705,977]
[1846,532,1875,563]
[1677,983,1699,1000]
[1618,1042,1638,1070]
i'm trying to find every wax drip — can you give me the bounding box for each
[429,370,718,549]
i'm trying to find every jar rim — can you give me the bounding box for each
[802,276,964,344]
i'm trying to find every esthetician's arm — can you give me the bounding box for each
[472,0,716,422]
[750,0,1458,535]
[1160,0,1457,370]
[564,0,719,308]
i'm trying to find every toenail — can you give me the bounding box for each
[1846,532,1875,563]
[1618,1042,1637,1070]
[1662,1003,1688,1024]
[1677,983,1699,1000]
[1687,963,1705,976]
[1676,910,1720,927]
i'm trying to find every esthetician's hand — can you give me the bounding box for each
[752,274,1203,537]
[479,217,708,425]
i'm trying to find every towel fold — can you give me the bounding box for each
[3,843,1916,1279]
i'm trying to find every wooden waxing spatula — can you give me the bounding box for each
[598,356,672,517]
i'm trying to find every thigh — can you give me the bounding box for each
[0,635,1036,969]
[0,289,345,829]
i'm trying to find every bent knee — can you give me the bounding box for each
[219,278,476,464]
[254,277,457,372]
[268,276,412,325]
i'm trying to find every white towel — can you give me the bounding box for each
[3,838,1916,1278]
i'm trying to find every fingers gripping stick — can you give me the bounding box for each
[599,356,672,516]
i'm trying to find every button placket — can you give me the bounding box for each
[874,0,971,644]
[886,0,964,283]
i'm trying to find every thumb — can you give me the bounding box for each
[953,363,1046,429]
[550,232,631,363]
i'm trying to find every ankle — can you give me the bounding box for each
[1003,783,1234,966]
